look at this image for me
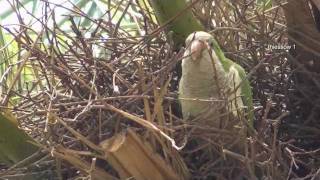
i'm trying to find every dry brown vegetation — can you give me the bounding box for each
[0,0,319,179]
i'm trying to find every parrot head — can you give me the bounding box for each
[185,31,221,62]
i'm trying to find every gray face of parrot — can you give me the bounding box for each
[189,39,208,61]
[187,33,208,60]
[182,32,225,80]
[185,31,220,65]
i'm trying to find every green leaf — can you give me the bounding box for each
[0,112,39,165]
[256,0,272,11]
[81,1,98,27]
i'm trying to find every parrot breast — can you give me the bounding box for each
[179,48,228,120]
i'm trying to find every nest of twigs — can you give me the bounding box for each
[1,0,319,179]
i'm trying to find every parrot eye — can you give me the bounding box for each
[208,41,214,47]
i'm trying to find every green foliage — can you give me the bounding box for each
[0,0,144,104]
[256,0,273,11]
[0,22,15,94]
[0,26,39,100]
[0,112,38,165]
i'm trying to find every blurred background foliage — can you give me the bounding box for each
[0,0,274,99]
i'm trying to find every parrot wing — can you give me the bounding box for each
[232,60,254,126]
[221,57,254,126]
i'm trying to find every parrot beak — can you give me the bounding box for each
[190,40,207,61]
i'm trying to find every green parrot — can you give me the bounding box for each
[178,31,253,129]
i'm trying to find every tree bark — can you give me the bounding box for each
[282,0,320,148]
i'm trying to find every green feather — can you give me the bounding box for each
[208,37,254,126]
[233,62,254,125]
